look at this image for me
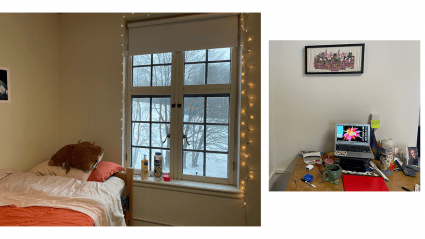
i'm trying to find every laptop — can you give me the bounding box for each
[334,123,375,159]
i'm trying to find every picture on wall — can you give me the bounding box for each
[0,67,10,105]
[305,43,365,74]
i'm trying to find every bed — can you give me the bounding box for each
[0,164,133,226]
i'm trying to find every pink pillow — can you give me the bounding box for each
[87,161,125,182]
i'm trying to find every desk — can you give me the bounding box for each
[286,157,420,191]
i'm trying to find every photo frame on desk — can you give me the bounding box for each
[406,147,419,165]
[305,43,365,74]
[0,67,11,105]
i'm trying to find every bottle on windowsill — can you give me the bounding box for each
[141,154,149,179]
[154,152,163,181]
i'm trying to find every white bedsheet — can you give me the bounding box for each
[0,169,125,226]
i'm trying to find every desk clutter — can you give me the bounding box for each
[292,150,420,192]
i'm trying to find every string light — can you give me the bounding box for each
[239,13,257,225]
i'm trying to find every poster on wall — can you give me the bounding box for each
[305,44,365,74]
[0,67,10,105]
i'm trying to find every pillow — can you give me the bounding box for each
[31,160,92,181]
[87,161,125,182]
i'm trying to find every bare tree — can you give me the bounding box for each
[131,49,230,177]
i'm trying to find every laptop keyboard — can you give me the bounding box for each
[336,144,371,153]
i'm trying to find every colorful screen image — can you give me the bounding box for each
[336,125,368,142]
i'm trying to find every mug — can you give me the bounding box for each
[323,165,342,185]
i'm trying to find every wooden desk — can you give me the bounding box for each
[286,157,420,191]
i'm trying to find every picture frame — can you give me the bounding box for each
[406,146,419,165]
[0,67,10,105]
[305,43,365,74]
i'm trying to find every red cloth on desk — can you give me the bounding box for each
[343,174,389,191]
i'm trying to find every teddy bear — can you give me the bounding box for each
[49,140,104,173]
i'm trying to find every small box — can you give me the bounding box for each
[163,175,171,181]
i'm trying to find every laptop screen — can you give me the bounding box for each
[336,125,369,143]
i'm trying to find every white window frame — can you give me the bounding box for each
[124,48,239,185]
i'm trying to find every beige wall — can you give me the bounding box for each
[269,41,420,175]
[58,13,261,226]
[0,13,260,226]
[0,13,60,172]
[58,13,124,165]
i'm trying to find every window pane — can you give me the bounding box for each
[183,151,204,176]
[133,66,151,86]
[132,98,150,121]
[208,48,230,61]
[133,54,151,66]
[185,50,206,62]
[183,97,204,123]
[153,52,172,64]
[207,97,229,123]
[152,98,170,122]
[151,150,170,173]
[206,125,228,152]
[151,123,170,148]
[152,65,171,86]
[132,123,150,146]
[184,63,205,85]
[207,62,230,84]
[206,153,228,178]
[132,147,149,170]
[183,124,204,150]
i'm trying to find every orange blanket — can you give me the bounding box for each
[0,205,94,226]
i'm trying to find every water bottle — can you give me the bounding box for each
[380,139,395,176]
[154,152,163,181]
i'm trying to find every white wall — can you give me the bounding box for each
[0,13,60,172]
[270,41,420,174]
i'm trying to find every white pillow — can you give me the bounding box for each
[30,160,92,181]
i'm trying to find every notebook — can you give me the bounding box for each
[342,174,389,191]
[334,123,375,159]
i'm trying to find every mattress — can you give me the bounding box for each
[104,176,126,197]
[0,169,126,226]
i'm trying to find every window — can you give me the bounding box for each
[125,14,239,185]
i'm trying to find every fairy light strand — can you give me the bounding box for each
[120,13,256,225]
[240,13,256,226]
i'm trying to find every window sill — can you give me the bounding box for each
[133,175,242,199]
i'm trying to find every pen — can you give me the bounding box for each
[301,178,316,188]
[294,179,299,191]
[402,187,411,191]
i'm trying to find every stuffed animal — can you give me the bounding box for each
[48,144,76,167]
[49,140,104,173]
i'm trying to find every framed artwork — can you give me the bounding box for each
[305,43,365,74]
[0,67,10,105]
[406,147,419,165]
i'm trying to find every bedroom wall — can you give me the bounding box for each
[269,40,420,175]
[0,13,60,172]
[58,13,261,226]
[58,13,124,165]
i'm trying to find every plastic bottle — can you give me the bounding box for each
[141,154,149,179]
[380,139,395,176]
[154,152,163,181]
